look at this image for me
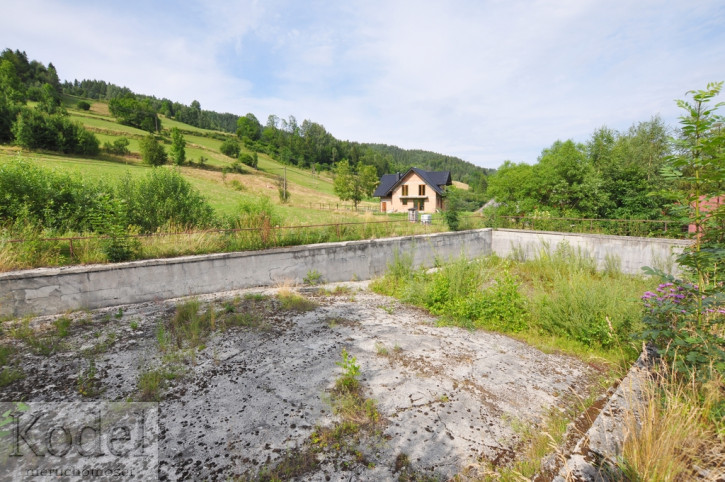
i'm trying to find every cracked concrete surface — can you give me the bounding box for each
[0,281,599,480]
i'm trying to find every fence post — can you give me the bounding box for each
[69,238,75,260]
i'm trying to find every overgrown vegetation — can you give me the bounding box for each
[619,365,725,481]
[371,246,650,365]
[616,83,725,480]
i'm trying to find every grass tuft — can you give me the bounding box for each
[619,364,725,481]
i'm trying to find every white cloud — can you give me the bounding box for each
[2,0,724,168]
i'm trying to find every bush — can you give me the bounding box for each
[139,134,166,166]
[12,108,99,155]
[234,196,281,230]
[116,169,215,233]
[0,160,109,231]
[425,258,528,332]
[76,100,91,110]
[443,189,462,231]
[238,152,257,168]
[103,137,130,155]
[220,138,240,158]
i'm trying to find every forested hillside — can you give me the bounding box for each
[58,70,489,186]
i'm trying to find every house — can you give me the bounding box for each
[688,195,724,234]
[373,168,452,213]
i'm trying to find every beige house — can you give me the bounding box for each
[373,168,452,213]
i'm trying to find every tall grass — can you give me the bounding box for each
[619,364,725,481]
[371,245,653,365]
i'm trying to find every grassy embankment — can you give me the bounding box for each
[0,96,454,271]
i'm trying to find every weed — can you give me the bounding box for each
[335,349,361,394]
[0,345,24,387]
[81,332,116,357]
[26,334,63,356]
[375,342,389,356]
[318,285,353,296]
[0,366,24,388]
[619,364,725,480]
[130,320,139,330]
[77,358,104,397]
[394,452,411,473]
[224,312,269,331]
[304,269,323,286]
[53,317,72,337]
[278,290,318,312]
[168,300,214,349]
[372,253,652,365]
[0,345,13,367]
[380,304,395,314]
[243,293,268,301]
[8,320,33,341]
[254,448,320,481]
[137,367,177,402]
[156,325,171,352]
[114,308,124,319]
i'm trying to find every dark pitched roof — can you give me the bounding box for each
[374,168,452,197]
[373,173,402,197]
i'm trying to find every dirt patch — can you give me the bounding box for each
[0,282,599,480]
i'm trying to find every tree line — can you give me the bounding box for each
[60,75,490,185]
[0,49,99,154]
[486,117,674,220]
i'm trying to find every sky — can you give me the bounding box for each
[2,0,725,169]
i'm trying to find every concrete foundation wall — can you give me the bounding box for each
[491,229,689,276]
[0,228,692,318]
[0,229,493,318]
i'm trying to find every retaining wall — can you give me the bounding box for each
[492,229,688,275]
[0,228,691,318]
[0,229,493,318]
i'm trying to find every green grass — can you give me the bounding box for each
[371,249,654,367]
[68,113,150,137]
[256,155,336,196]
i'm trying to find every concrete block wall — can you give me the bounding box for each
[491,229,689,276]
[0,229,493,318]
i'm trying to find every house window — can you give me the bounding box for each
[402,198,407,205]
[419,185,425,196]
[418,200,425,211]
[402,185,408,196]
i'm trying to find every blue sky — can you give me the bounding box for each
[2,0,725,169]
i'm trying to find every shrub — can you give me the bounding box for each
[220,138,240,158]
[12,108,99,155]
[425,259,528,332]
[103,137,130,155]
[116,169,215,233]
[76,100,91,110]
[234,196,281,230]
[139,134,166,166]
[443,189,463,231]
[640,277,725,378]
[238,152,257,168]
[0,160,109,232]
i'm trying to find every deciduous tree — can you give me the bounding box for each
[333,160,378,208]
[139,134,167,166]
[170,127,186,165]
